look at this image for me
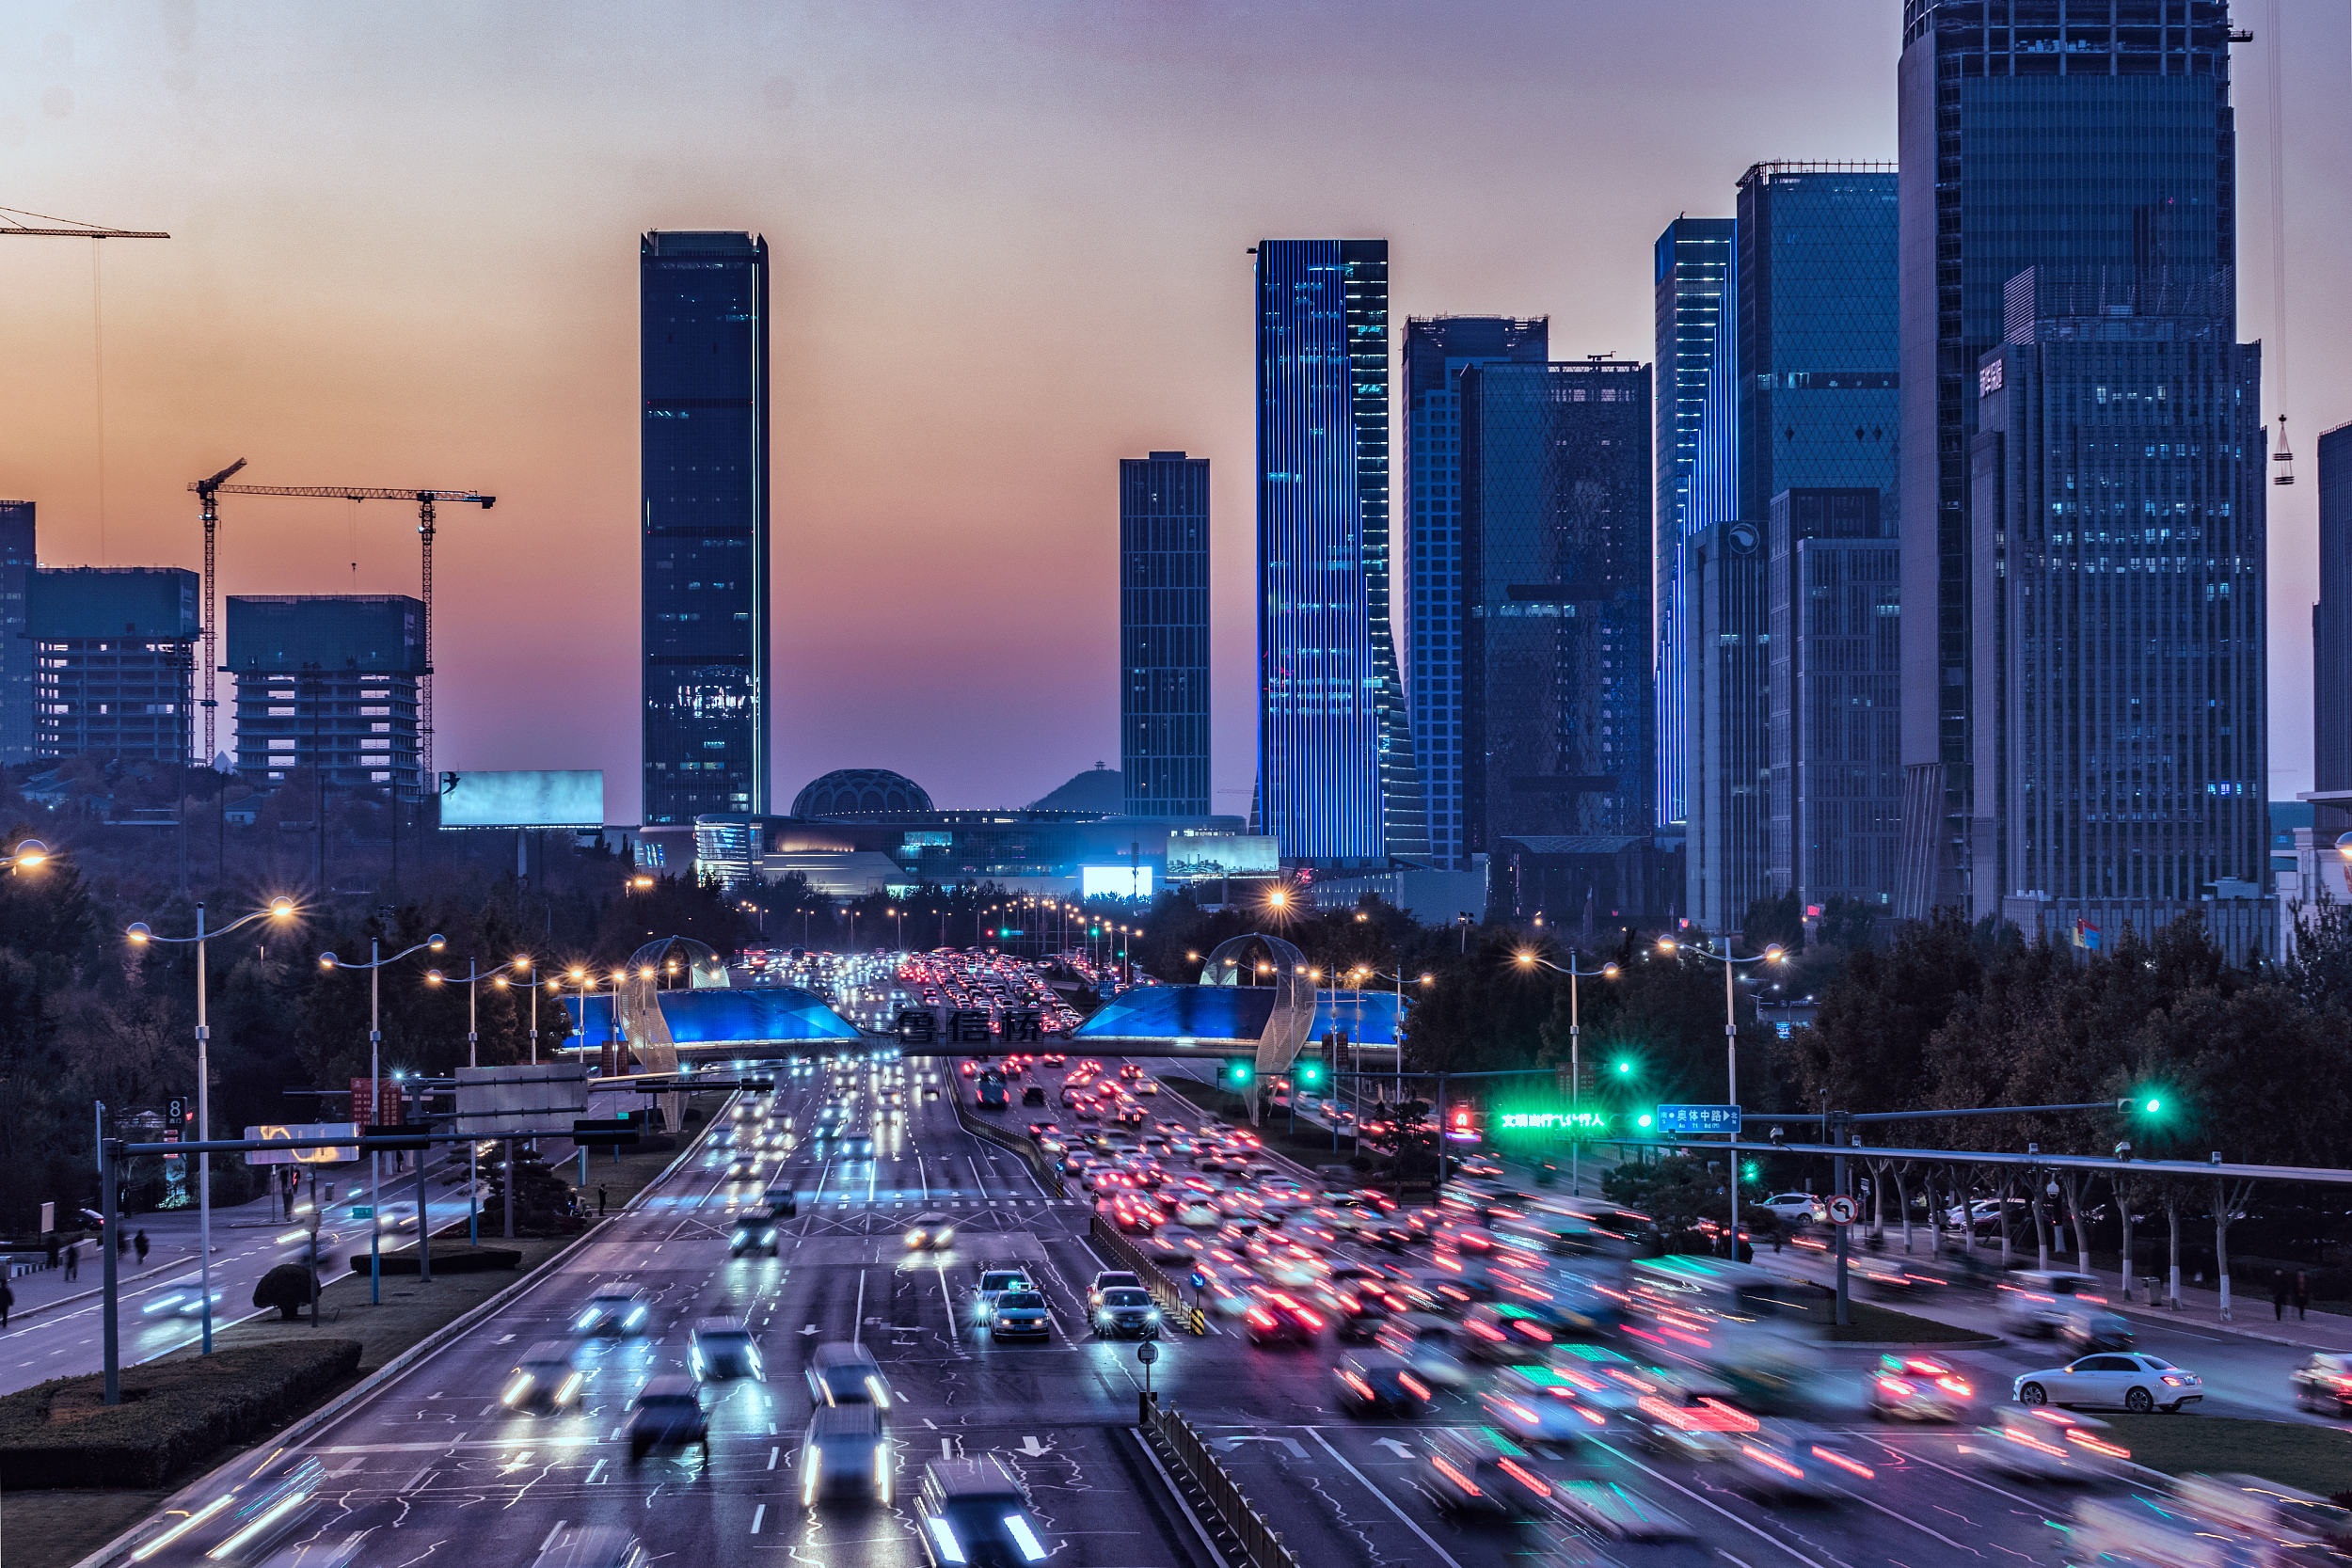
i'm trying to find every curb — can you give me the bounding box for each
[70,1100,731,1568]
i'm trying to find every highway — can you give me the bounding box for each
[99,1043,2351,1568]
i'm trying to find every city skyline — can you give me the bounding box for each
[1,2,2346,822]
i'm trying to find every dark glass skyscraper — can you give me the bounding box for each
[0,500,33,765]
[1120,451,1211,816]
[1973,267,2265,933]
[1685,164,1900,932]
[1256,239,1417,864]
[1403,316,1548,869]
[641,230,771,829]
[29,567,199,763]
[1652,217,1735,833]
[2316,423,2352,831]
[1458,359,1653,854]
[1897,0,2237,915]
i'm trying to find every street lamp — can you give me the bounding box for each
[318,929,445,1302]
[426,954,532,1243]
[1514,948,1618,1196]
[125,893,295,1354]
[1657,934,1784,1257]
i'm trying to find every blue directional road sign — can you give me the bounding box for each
[1656,1103,1741,1136]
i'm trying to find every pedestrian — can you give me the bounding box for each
[1,1276,13,1327]
[44,1235,58,1270]
[2296,1271,2312,1322]
[116,1228,128,1258]
[597,1183,608,1216]
[63,1243,77,1282]
[134,1229,149,1265]
[2273,1268,2289,1321]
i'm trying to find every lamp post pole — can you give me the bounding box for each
[319,931,445,1303]
[1657,935,1783,1259]
[1514,949,1618,1196]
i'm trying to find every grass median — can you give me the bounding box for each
[2098,1413,2352,1497]
[1,1098,717,1568]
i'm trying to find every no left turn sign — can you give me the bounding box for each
[1826,1195,1859,1225]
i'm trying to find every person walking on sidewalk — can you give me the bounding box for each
[597,1183,608,1217]
[2273,1269,2290,1321]
[44,1235,57,1270]
[2296,1271,2312,1322]
[63,1243,77,1282]
[2,1277,14,1327]
[117,1227,129,1258]
[134,1229,149,1265]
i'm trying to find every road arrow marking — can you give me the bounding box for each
[1219,1435,1308,1459]
[1016,1436,1052,1457]
[801,1323,820,1335]
[1373,1438,1416,1459]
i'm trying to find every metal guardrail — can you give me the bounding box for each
[1142,1398,1302,1568]
[953,1098,1065,1196]
[1089,1213,1208,1335]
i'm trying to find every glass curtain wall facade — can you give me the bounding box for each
[642,230,771,828]
[1767,490,1901,908]
[1459,359,1653,854]
[1256,239,1419,864]
[1653,219,1735,833]
[0,501,33,765]
[2317,423,2352,830]
[1120,451,1211,816]
[226,594,423,790]
[1404,317,1548,868]
[1897,0,2237,916]
[1685,164,1900,933]
[1974,267,2265,937]
[28,567,199,763]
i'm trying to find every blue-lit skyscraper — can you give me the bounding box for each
[1404,316,1548,868]
[1653,217,1734,835]
[641,230,771,830]
[1897,1,2238,916]
[1256,239,1418,865]
[1685,163,1900,932]
[2317,423,2352,831]
[0,500,33,765]
[1120,451,1211,816]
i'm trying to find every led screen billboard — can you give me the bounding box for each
[1081,865,1155,898]
[439,769,604,829]
[1165,833,1279,881]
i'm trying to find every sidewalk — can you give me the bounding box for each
[6,1248,197,1323]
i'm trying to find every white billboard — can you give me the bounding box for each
[440,769,604,829]
[1081,864,1154,898]
[454,1064,588,1137]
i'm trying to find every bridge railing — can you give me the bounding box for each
[1140,1395,1301,1568]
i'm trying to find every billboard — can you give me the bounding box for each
[453,1064,588,1137]
[1166,834,1279,882]
[244,1122,360,1165]
[440,769,604,829]
[1081,864,1154,898]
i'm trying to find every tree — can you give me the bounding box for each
[1742,891,1804,956]
[1782,909,1981,1116]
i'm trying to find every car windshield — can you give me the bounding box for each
[981,1274,1025,1291]
[1101,1290,1151,1307]
[702,1331,751,1349]
[999,1292,1045,1308]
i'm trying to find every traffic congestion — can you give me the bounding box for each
[96,954,2352,1568]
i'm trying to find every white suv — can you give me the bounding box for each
[1758,1193,1825,1226]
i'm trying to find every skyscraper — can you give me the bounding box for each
[2317,423,2352,833]
[1403,317,1549,869]
[1120,451,1211,817]
[1685,164,1900,932]
[1974,267,2265,934]
[1255,239,1417,865]
[1897,0,2237,916]
[641,230,771,831]
[1652,217,1735,835]
[1458,358,1653,855]
[227,594,423,790]
[0,501,33,765]
[28,567,199,763]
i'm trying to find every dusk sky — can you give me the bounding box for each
[3,1,2346,821]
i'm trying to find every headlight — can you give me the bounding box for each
[501,1372,533,1405]
[937,1227,954,1243]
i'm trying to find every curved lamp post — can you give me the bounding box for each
[1513,949,1618,1195]
[1656,935,1784,1256]
[425,955,532,1243]
[320,931,445,1302]
[126,891,295,1354]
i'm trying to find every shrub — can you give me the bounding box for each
[253,1263,315,1320]
[0,1341,361,1488]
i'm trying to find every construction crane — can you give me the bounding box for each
[0,205,169,239]
[180,476,495,780]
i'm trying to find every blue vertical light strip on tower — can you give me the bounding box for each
[1257,240,1386,862]
[1652,219,1734,835]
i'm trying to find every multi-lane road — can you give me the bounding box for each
[98,1046,2347,1568]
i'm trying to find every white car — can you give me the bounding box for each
[2013,1353,2202,1414]
[1758,1193,1825,1226]
[1996,1270,2106,1337]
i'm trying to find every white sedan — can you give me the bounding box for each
[2013,1353,2202,1414]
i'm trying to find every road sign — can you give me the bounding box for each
[245,1122,361,1165]
[349,1206,375,1220]
[1136,1341,1159,1366]
[1826,1195,1859,1226]
[1656,1103,1742,1136]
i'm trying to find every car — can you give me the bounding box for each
[1329,1286,1400,1343]
[1420,1426,1549,1516]
[1373,1314,1475,1388]
[728,1157,761,1182]
[689,1317,763,1382]
[1477,1364,1611,1449]
[1021,1085,1046,1106]
[575,1282,652,1337]
[904,1212,957,1250]
[808,1341,893,1408]
[2056,1309,2137,1355]
[1979,1405,2131,1481]
[992,1290,1053,1339]
[731,1217,778,1257]
[976,1269,1029,1319]
[1628,1391,1758,1462]
[2013,1352,2202,1413]
[914,1457,1052,1568]
[1245,1292,1324,1347]
[802,1405,892,1504]
[502,1339,585,1412]
[2293,1352,2352,1417]
[1867,1354,1974,1421]
[1091,1287,1162,1338]
[1330,1351,1432,1417]
[1995,1270,2106,1337]
[763,1185,798,1219]
[1462,1303,1557,1364]
[627,1375,708,1463]
[1758,1192,1825,1227]
[1549,1480,1701,1543]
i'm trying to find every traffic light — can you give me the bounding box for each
[1613,1058,1634,1077]
[1741,1161,1760,1182]
[1296,1057,1325,1089]
[1222,1058,1254,1087]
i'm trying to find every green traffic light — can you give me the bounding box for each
[1636,1113,1653,1128]
[2144,1098,2162,1115]
[1614,1060,1632,1075]
[1741,1162,1759,1180]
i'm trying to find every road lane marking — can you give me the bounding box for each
[1593,1440,1838,1568]
[768,1446,779,1469]
[1305,1429,1463,1568]
[751,1504,766,1533]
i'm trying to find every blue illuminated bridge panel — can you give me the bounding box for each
[564,988,863,1050]
[1074,987,1399,1049]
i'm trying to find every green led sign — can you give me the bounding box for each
[1496,1112,1608,1132]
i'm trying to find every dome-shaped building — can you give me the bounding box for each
[792,768,933,817]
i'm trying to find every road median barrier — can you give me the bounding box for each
[954,1099,1065,1196]
[1138,1395,1302,1568]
